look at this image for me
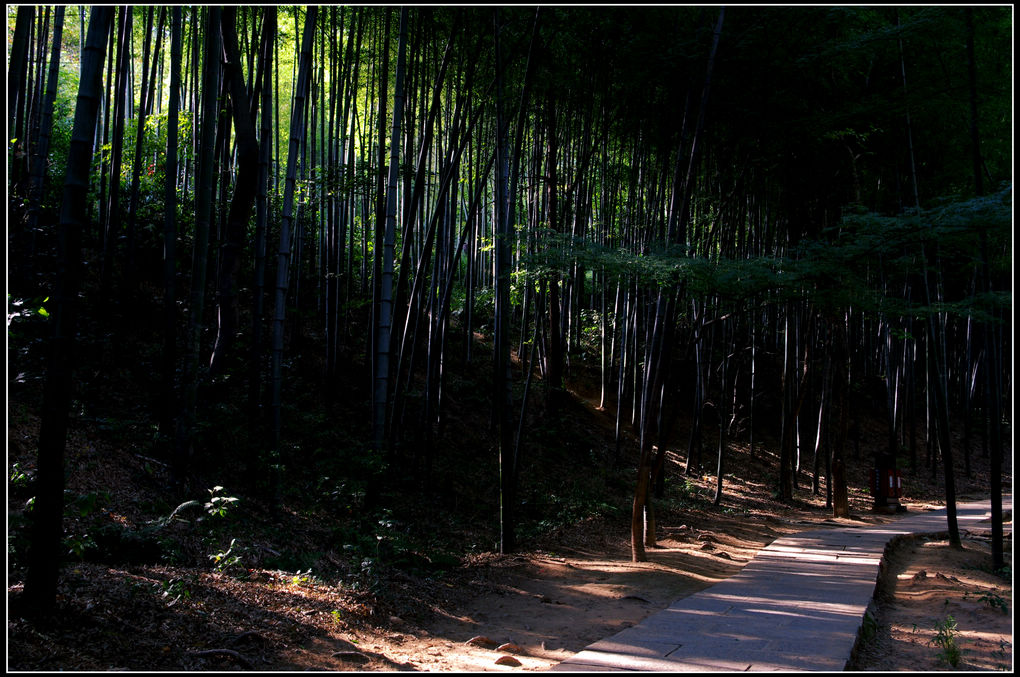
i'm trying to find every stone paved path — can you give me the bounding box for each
[551,496,1012,672]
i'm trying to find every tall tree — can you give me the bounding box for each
[176,6,223,480]
[208,6,262,377]
[249,6,276,489]
[966,7,1004,572]
[7,5,35,193]
[99,6,133,295]
[372,7,409,456]
[23,5,114,614]
[25,6,66,263]
[271,6,318,478]
[493,7,516,553]
[158,6,183,442]
[124,6,164,295]
[632,6,724,560]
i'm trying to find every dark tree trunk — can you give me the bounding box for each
[208,6,262,377]
[927,318,961,549]
[373,7,408,455]
[248,7,275,492]
[713,315,732,506]
[158,7,183,443]
[176,6,223,481]
[632,291,673,561]
[966,6,1004,571]
[493,7,517,553]
[23,6,114,615]
[830,316,852,518]
[100,6,132,296]
[779,304,812,504]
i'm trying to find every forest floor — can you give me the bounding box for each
[848,530,1013,672]
[8,383,1012,672]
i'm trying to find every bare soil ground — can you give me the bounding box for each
[849,529,1013,672]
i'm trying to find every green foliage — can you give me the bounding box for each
[512,187,1010,336]
[929,615,966,667]
[64,533,97,560]
[7,510,32,561]
[8,295,53,336]
[825,187,1012,318]
[204,486,240,520]
[55,490,110,561]
[312,476,366,516]
[209,538,244,573]
[655,476,709,515]
[577,308,606,358]
[472,287,495,331]
[860,610,879,643]
[520,478,623,540]
[9,462,32,489]
[193,488,249,574]
[976,589,1009,614]
[118,487,247,570]
[65,490,110,518]
[158,578,193,607]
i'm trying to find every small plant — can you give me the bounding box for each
[993,637,1011,669]
[963,560,1012,580]
[64,533,97,560]
[204,486,239,520]
[160,578,192,606]
[860,610,879,642]
[209,538,243,572]
[930,615,965,667]
[65,490,110,517]
[978,589,1009,614]
[290,569,315,586]
[9,462,32,489]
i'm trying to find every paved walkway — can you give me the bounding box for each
[551,496,1012,672]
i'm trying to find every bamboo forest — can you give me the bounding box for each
[7,5,1013,671]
